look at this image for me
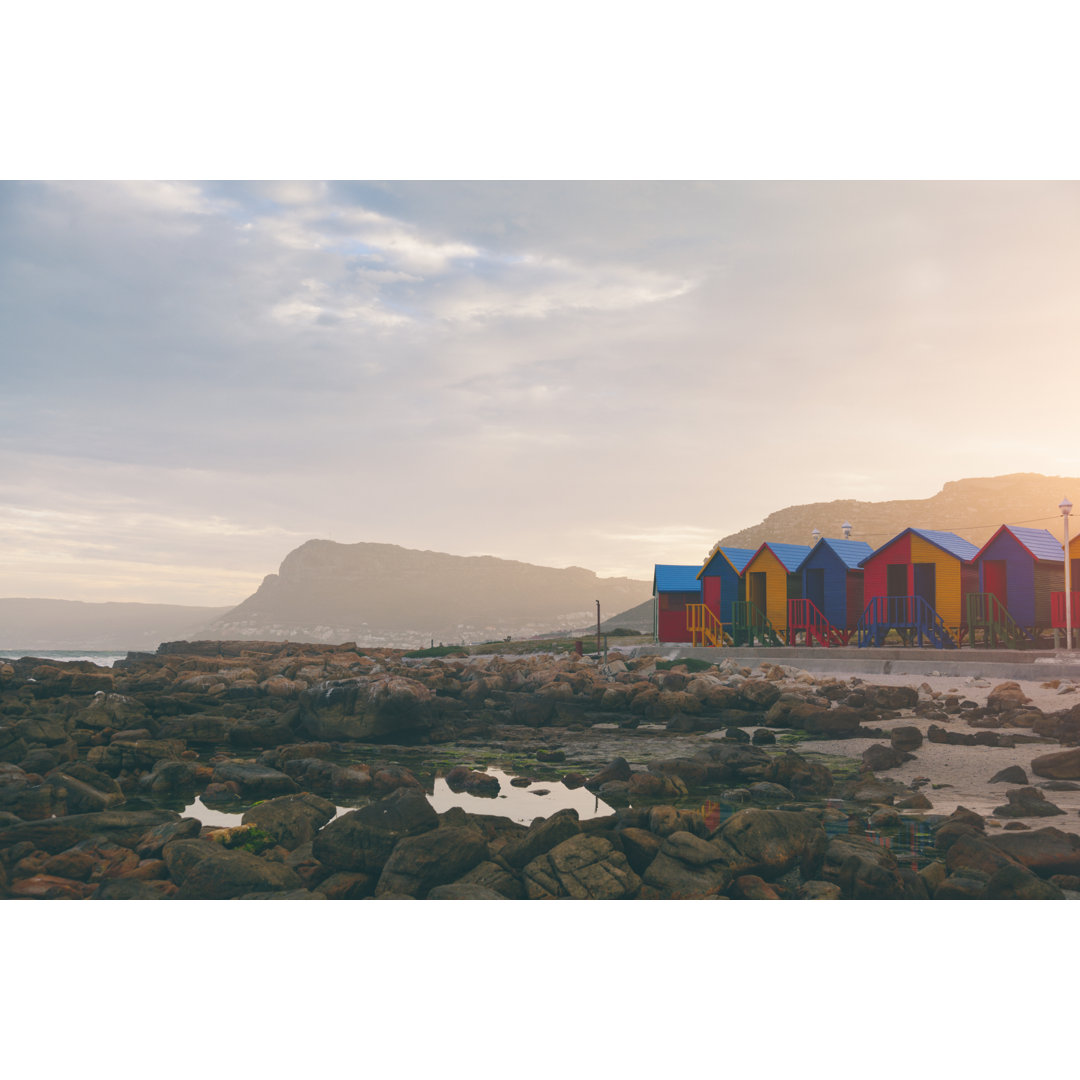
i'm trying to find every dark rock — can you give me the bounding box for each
[945,832,1022,878]
[723,727,750,743]
[718,809,827,881]
[242,792,338,850]
[751,728,776,745]
[983,863,1066,899]
[617,827,662,875]
[312,790,438,875]
[991,787,1066,818]
[797,880,842,899]
[375,825,490,898]
[738,680,781,710]
[821,835,905,899]
[934,869,990,899]
[175,845,302,899]
[501,808,581,869]
[640,830,734,898]
[211,761,300,799]
[863,685,918,710]
[371,764,424,796]
[454,860,524,899]
[890,725,924,751]
[318,871,377,899]
[585,757,632,791]
[134,817,203,858]
[9,874,97,899]
[989,765,1029,784]
[0,809,180,855]
[523,833,641,899]
[92,879,175,899]
[561,772,586,789]
[732,874,781,899]
[861,744,913,771]
[535,748,565,763]
[762,751,833,797]
[895,793,933,809]
[427,884,507,899]
[747,781,793,802]
[988,827,1080,877]
[1030,748,1080,781]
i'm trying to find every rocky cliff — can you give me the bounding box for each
[718,473,1080,551]
[203,540,651,648]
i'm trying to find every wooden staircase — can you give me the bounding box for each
[787,598,849,647]
[686,604,729,647]
[966,593,1033,648]
[730,600,783,646]
[856,595,957,649]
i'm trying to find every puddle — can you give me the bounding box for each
[179,768,615,828]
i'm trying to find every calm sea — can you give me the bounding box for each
[0,650,128,668]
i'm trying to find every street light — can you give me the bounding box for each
[1061,497,1073,650]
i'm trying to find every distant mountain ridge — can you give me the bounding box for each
[0,599,232,653]
[717,473,1078,553]
[202,540,652,649]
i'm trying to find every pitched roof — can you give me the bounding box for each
[797,537,874,571]
[747,542,813,573]
[697,546,756,580]
[861,527,980,566]
[973,525,1064,563]
[653,564,704,594]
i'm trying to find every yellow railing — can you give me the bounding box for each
[686,604,726,647]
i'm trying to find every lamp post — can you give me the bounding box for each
[1062,497,1073,650]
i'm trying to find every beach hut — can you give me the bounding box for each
[969,525,1062,645]
[688,545,756,646]
[857,528,979,647]
[735,542,812,645]
[790,537,873,645]
[1050,533,1080,644]
[652,564,702,644]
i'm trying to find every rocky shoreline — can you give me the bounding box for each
[3,640,1080,900]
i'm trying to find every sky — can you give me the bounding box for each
[2,179,1080,605]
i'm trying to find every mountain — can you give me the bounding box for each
[0,599,233,653]
[717,473,1079,552]
[201,540,652,649]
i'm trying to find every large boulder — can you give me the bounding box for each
[501,808,581,869]
[299,676,434,741]
[640,830,735,898]
[821,835,905,899]
[762,751,833,797]
[211,761,300,799]
[1030,748,1080,781]
[717,809,827,881]
[242,793,338,850]
[983,863,1066,900]
[0,809,180,855]
[523,834,641,899]
[988,827,1080,877]
[312,790,438,874]
[991,787,1066,818]
[375,825,490,898]
[173,846,302,900]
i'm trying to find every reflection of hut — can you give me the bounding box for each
[652,564,702,643]
[970,525,1062,644]
[791,538,873,645]
[858,528,979,647]
[738,542,812,642]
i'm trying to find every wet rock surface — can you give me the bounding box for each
[4,643,1080,899]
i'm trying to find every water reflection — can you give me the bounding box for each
[430,769,614,824]
[179,768,614,828]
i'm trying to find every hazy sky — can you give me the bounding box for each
[2,180,1079,605]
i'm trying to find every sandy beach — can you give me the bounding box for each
[781,668,1080,832]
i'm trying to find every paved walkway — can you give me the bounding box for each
[621,643,1080,681]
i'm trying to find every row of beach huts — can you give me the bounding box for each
[653,523,1080,649]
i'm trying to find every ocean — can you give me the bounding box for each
[0,650,129,668]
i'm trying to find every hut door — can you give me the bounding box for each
[913,563,936,610]
[983,560,1007,607]
[749,572,767,612]
[807,568,826,613]
[886,564,908,596]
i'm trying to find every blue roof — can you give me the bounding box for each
[910,529,980,561]
[697,546,756,579]
[975,525,1064,563]
[798,537,874,571]
[752,542,813,573]
[653,564,704,594]
[862,527,980,566]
